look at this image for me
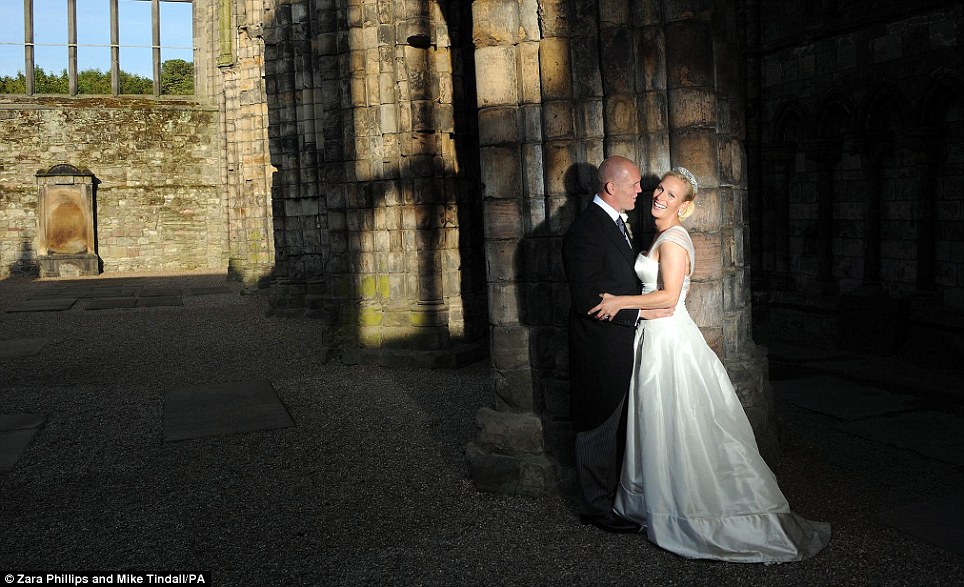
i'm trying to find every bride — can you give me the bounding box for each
[589,168,831,562]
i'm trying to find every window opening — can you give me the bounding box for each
[0,0,194,97]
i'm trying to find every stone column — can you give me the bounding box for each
[664,0,778,460]
[466,0,555,496]
[470,0,779,494]
[906,128,942,292]
[762,143,796,289]
[806,140,841,290]
[856,136,891,286]
[210,0,275,290]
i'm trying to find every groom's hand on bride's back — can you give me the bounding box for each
[639,308,674,320]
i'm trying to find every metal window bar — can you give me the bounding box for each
[9,0,193,97]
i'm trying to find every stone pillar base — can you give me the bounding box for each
[465,442,557,496]
[37,253,100,278]
[467,407,557,496]
[726,343,781,463]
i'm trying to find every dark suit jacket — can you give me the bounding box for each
[562,201,641,432]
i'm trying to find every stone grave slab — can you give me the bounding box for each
[772,376,915,421]
[163,379,295,442]
[138,296,183,308]
[190,286,233,296]
[876,492,964,555]
[74,288,133,298]
[5,297,77,313]
[0,338,50,358]
[836,411,964,466]
[85,297,138,310]
[141,287,181,297]
[0,414,46,473]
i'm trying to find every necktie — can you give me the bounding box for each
[616,216,632,248]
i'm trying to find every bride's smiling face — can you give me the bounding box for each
[651,175,690,220]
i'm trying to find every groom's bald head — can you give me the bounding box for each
[597,156,642,213]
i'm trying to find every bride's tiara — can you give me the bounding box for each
[673,167,698,195]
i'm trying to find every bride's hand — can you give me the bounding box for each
[589,293,622,321]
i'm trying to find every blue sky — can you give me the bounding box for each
[0,0,193,78]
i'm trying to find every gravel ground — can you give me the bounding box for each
[1,272,962,586]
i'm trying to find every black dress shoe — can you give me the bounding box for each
[580,511,641,534]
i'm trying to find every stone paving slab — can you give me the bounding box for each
[163,379,295,442]
[85,297,138,310]
[836,411,964,466]
[876,492,964,556]
[137,296,183,307]
[772,375,917,421]
[140,287,181,297]
[189,286,233,296]
[5,297,77,313]
[73,288,138,298]
[0,413,46,473]
[0,338,49,358]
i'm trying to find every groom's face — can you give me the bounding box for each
[608,167,643,213]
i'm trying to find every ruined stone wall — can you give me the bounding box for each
[197,0,276,289]
[262,0,487,365]
[467,0,774,496]
[751,0,964,353]
[0,97,225,277]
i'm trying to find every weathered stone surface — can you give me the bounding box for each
[539,38,572,101]
[0,99,225,276]
[475,406,544,454]
[475,46,519,107]
[492,366,536,412]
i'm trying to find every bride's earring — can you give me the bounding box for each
[678,209,684,217]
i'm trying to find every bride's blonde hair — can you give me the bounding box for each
[663,167,698,221]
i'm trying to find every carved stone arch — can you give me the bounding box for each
[814,92,857,141]
[771,101,809,144]
[861,83,906,136]
[917,68,962,128]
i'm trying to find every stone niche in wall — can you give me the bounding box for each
[35,164,100,277]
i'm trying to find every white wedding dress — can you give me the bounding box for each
[613,225,831,562]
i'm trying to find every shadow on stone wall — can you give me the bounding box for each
[262,1,487,368]
[3,239,37,278]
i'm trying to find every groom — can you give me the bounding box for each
[562,156,669,533]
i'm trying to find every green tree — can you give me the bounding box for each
[77,68,112,95]
[161,59,194,95]
[0,66,159,95]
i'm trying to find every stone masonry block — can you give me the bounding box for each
[576,99,605,139]
[542,101,574,140]
[478,107,522,146]
[686,186,721,232]
[522,144,545,199]
[487,281,522,325]
[484,239,522,282]
[493,367,536,412]
[475,406,544,454]
[539,38,572,101]
[543,141,577,198]
[491,325,531,371]
[480,146,523,199]
[668,87,718,129]
[686,279,723,330]
[604,95,639,135]
[689,231,722,281]
[519,0,541,41]
[476,46,520,107]
[539,0,571,37]
[522,105,544,143]
[665,20,714,90]
[599,28,634,94]
[519,42,542,104]
[472,0,521,47]
[670,129,720,189]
